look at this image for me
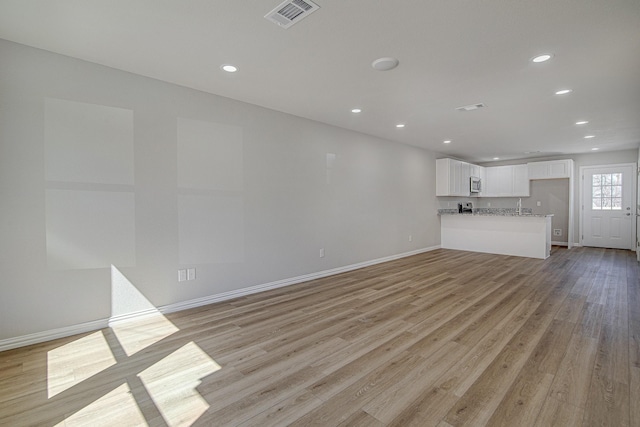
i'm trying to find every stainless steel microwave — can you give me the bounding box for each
[470,176,481,193]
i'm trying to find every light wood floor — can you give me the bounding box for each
[1,247,638,426]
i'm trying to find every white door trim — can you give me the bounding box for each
[579,163,637,249]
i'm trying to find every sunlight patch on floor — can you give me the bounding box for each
[110,314,179,357]
[54,383,148,427]
[138,341,221,426]
[47,331,116,399]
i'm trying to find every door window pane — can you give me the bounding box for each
[612,186,622,197]
[612,173,622,185]
[592,198,602,209]
[592,173,623,210]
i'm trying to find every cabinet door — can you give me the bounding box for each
[478,167,487,196]
[483,167,500,197]
[527,162,549,180]
[513,164,530,196]
[436,159,450,196]
[548,161,570,178]
[452,160,462,195]
[498,166,515,196]
[485,166,521,197]
[460,162,471,196]
[528,160,572,180]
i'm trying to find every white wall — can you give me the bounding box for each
[523,179,570,244]
[0,40,440,341]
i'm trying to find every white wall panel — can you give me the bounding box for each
[45,189,136,270]
[45,98,134,185]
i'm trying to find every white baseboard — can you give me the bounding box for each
[108,308,163,326]
[551,241,569,246]
[0,319,108,352]
[159,245,440,314]
[0,245,440,352]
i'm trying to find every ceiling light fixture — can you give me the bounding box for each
[584,135,595,139]
[575,120,589,125]
[532,54,553,63]
[351,108,362,113]
[221,64,238,73]
[372,57,399,71]
[592,148,599,151]
[443,140,451,144]
[493,157,500,160]
[396,123,405,128]
[555,89,572,95]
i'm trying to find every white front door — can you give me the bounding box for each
[582,164,635,249]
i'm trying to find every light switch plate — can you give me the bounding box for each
[187,268,196,280]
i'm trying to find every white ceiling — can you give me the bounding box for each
[1,0,639,163]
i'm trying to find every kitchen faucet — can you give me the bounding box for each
[517,198,522,215]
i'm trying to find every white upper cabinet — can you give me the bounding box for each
[527,159,573,180]
[470,163,482,178]
[437,158,530,198]
[476,164,529,197]
[436,158,478,196]
[512,164,530,196]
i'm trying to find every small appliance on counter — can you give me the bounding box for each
[458,202,474,214]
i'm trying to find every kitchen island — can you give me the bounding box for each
[440,211,553,259]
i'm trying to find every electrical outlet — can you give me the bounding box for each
[553,229,562,236]
[187,268,196,280]
[409,235,413,242]
[537,201,541,207]
[319,248,325,258]
[178,269,187,282]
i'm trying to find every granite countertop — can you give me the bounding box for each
[438,208,553,218]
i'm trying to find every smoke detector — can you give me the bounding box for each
[456,103,486,112]
[265,0,320,29]
[372,57,400,71]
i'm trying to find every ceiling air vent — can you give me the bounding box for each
[456,103,486,112]
[265,0,320,29]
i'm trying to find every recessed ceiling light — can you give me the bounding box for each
[555,89,572,95]
[575,120,589,125]
[351,108,362,113]
[584,135,595,139]
[443,140,451,144]
[372,57,399,71]
[396,123,405,128]
[592,148,599,151]
[493,157,500,160]
[221,64,238,73]
[532,54,553,63]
